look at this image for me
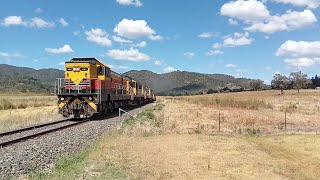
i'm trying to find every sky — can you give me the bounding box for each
[1,0,320,84]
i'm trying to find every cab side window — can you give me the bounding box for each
[97,66,104,75]
[105,68,111,77]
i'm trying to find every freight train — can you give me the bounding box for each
[55,58,156,118]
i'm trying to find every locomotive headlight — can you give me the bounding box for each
[73,68,76,72]
[60,97,65,101]
[88,97,93,101]
[76,68,80,72]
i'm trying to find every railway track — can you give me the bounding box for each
[0,119,89,148]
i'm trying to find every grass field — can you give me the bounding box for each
[0,95,60,132]
[30,90,320,180]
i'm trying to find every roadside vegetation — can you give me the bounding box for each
[0,95,55,110]
[31,90,320,179]
[0,95,59,132]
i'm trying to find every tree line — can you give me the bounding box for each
[271,71,317,94]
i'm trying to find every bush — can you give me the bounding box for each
[280,102,298,113]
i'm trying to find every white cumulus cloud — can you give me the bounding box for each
[59,18,69,27]
[276,40,320,68]
[73,31,80,36]
[34,8,43,14]
[154,60,162,66]
[221,0,270,21]
[112,35,132,43]
[0,51,24,58]
[108,64,129,70]
[29,17,54,28]
[276,40,320,58]
[1,16,26,27]
[272,0,320,9]
[223,32,253,47]
[134,41,146,47]
[212,43,222,49]
[107,48,150,62]
[45,45,74,54]
[114,19,162,40]
[226,64,237,68]
[1,16,55,28]
[284,58,317,68]
[184,52,195,58]
[198,32,216,38]
[245,10,317,34]
[148,35,163,41]
[116,0,142,7]
[228,18,238,25]
[221,0,317,34]
[164,67,175,73]
[206,50,223,56]
[85,28,112,46]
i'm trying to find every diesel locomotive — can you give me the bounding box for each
[55,58,156,118]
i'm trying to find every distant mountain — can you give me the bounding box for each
[0,64,64,93]
[0,64,259,95]
[123,70,257,95]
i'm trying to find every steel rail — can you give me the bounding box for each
[0,119,70,137]
[0,120,89,148]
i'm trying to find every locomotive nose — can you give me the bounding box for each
[70,71,86,86]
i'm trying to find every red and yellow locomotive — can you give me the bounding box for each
[55,58,156,118]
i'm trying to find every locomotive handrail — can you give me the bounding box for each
[55,78,102,103]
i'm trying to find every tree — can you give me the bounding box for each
[249,80,263,91]
[289,71,311,94]
[271,74,289,94]
[311,75,320,88]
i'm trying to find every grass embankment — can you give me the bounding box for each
[30,98,320,180]
[0,95,60,132]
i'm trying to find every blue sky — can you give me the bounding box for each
[1,0,320,84]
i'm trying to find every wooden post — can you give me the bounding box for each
[218,111,221,133]
[284,110,287,130]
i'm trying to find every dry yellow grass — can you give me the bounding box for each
[31,90,320,179]
[0,95,60,132]
[0,95,55,110]
[72,133,320,180]
[161,90,320,134]
[0,106,61,132]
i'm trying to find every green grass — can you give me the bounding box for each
[29,148,90,180]
[29,142,129,180]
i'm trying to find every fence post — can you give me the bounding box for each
[284,110,287,130]
[318,102,319,112]
[218,111,221,133]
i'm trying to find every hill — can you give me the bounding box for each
[123,70,257,95]
[0,64,64,93]
[0,64,259,95]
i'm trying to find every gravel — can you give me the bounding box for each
[0,104,153,179]
[0,120,77,145]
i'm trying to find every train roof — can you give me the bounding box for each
[67,58,110,67]
[66,58,98,64]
